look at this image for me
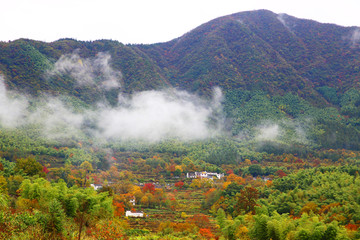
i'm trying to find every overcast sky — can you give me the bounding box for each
[2,0,360,44]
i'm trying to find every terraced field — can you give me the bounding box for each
[126,188,218,234]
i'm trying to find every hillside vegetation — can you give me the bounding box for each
[0,10,360,240]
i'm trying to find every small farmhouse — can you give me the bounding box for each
[90,184,103,191]
[129,197,136,206]
[125,210,144,218]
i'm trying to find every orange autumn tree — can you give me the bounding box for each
[187,214,211,229]
[87,219,126,239]
[113,201,125,217]
[227,173,246,185]
[234,186,260,214]
[199,228,215,239]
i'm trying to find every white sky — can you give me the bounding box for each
[1,0,360,44]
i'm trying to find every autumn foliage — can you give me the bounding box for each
[174,181,184,189]
[142,183,156,194]
[113,202,125,217]
[199,228,215,239]
[187,214,211,229]
[87,220,126,239]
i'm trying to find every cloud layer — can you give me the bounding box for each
[48,52,122,90]
[0,69,222,143]
[255,120,309,145]
[0,52,309,146]
[97,90,219,142]
[351,28,360,47]
[0,76,28,128]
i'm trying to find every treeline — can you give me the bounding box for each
[224,89,360,150]
[201,167,360,239]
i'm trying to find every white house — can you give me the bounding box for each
[186,171,224,179]
[90,184,103,191]
[125,210,144,218]
[129,197,136,206]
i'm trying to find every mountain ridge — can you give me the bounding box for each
[0,9,359,105]
[135,10,360,99]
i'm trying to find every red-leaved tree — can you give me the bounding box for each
[174,181,184,189]
[142,183,155,194]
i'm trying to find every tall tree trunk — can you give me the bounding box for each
[78,212,85,240]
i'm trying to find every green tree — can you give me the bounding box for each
[46,199,66,237]
[250,214,269,240]
[80,160,93,188]
[217,208,244,240]
[248,164,263,177]
[0,191,7,210]
[0,175,8,193]
[15,156,44,177]
[216,208,226,230]
[73,188,113,240]
[266,212,295,240]
[7,175,24,196]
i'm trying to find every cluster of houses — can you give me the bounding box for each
[91,171,225,218]
[89,183,145,218]
[186,171,224,179]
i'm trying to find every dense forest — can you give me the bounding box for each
[0,9,360,239]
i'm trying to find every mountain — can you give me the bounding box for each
[1,10,360,105]
[0,39,170,104]
[136,10,360,101]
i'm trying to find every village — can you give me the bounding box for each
[91,171,226,218]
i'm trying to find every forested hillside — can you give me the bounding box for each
[0,9,360,240]
[1,10,360,100]
[137,10,360,98]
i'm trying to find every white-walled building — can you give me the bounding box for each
[186,171,224,179]
[129,197,136,206]
[90,184,103,191]
[125,210,144,218]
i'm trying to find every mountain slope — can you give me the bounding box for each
[0,39,170,103]
[1,10,360,103]
[1,10,360,150]
[136,10,360,100]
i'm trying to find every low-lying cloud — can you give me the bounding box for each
[0,71,222,143]
[0,76,28,128]
[2,51,311,146]
[256,124,281,141]
[48,52,122,90]
[351,28,360,47]
[28,98,85,141]
[277,13,294,33]
[97,90,220,142]
[255,120,309,145]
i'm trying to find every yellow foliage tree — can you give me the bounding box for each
[0,175,8,193]
[140,195,149,207]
